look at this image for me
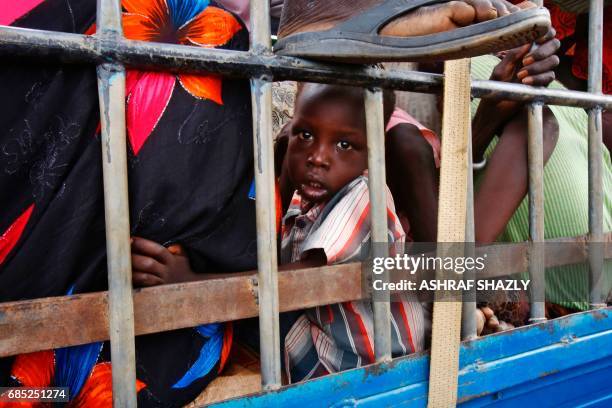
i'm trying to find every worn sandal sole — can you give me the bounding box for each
[275,6,550,63]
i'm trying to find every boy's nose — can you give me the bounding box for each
[307,145,330,168]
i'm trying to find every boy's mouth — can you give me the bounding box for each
[300,181,328,201]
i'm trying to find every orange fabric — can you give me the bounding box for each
[10,350,54,387]
[178,7,241,47]
[71,363,146,408]
[178,74,223,103]
[219,323,234,373]
[122,0,168,23]
[122,13,160,41]
[0,401,35,408]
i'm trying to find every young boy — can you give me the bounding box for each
[129,83,435,382]
[279,83,426,383]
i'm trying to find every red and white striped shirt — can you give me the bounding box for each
[281,176,425,383]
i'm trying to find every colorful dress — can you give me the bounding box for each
[0,0,255,405]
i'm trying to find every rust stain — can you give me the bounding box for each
[458,391,490,403]
[538,369,559,378]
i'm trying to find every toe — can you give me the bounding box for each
[466,0,499,22]
[447,1,478,27]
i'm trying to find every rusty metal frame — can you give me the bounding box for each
[1,25,612,108]
[0,0,608,405]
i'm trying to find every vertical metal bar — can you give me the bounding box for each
[249,0,281,389]
[527,102,546,323]
[462,128,477,341]
[526,0,546,323]
[587,0,606,309]
[365,88,391,362]
[96,0,137,406]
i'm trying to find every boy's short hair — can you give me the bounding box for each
[296,83,396,127]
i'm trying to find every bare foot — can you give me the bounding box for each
[279,0,531,39]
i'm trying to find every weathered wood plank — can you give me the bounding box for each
[0,263,363,357]
[0,234,609,357]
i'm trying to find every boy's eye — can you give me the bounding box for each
[299,131,313,141]
[337,141,352,150]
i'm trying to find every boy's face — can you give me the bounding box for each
[287,84,368,204]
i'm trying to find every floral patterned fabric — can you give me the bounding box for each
[0,0,256,405]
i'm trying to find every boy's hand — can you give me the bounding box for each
[131,237,197,287]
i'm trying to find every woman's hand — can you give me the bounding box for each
[491,27,560,86]
[131,237,197,287]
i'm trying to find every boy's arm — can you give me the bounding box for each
[386,123,438,242]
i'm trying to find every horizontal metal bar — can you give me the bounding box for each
[1,234,608,356]
[1,26,612,109]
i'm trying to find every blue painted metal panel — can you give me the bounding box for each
[212,309,612,408]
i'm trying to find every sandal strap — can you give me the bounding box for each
[333,0,447,35]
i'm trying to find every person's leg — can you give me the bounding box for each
[278,0,523,39]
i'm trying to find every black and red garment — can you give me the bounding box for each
[0,0,256,405]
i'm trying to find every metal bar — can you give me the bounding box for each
[527,103,546,323]
[2,26,612,109]
[95,0,137,406]
[588,0,606,309]
[526,0,546,322]
[1,234,610,358]
[365,88,391,361]
[462,127,477,341]
[249,0,281,390]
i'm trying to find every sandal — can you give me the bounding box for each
[274,0,551,63]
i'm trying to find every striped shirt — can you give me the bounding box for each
[281,176,425,383]
[471,55,612,311]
